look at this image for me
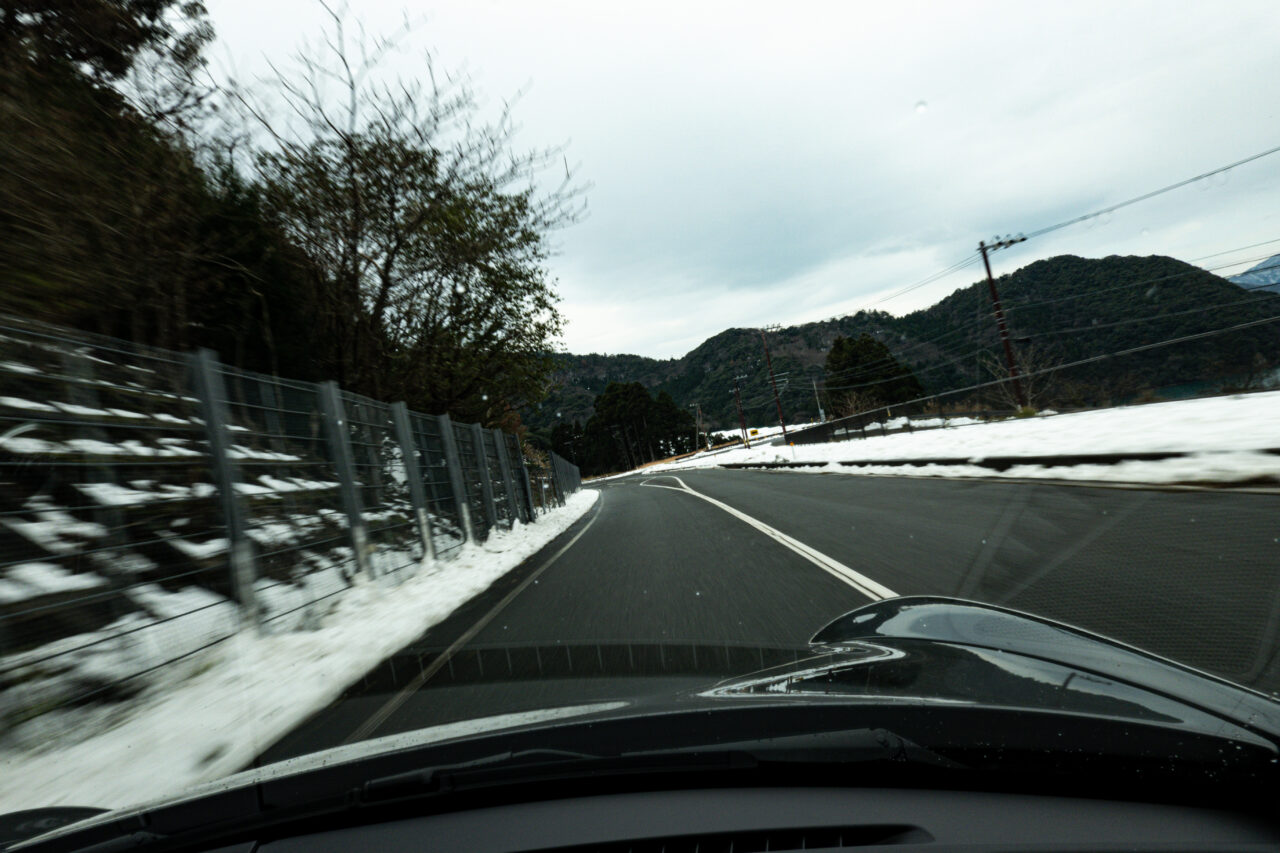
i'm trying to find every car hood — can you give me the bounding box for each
[15,597,1280,848]
[701,596,1280,745]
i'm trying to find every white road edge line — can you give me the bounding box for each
[640,475,898,601]
[343,497,605,745]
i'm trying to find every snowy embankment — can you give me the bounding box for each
[648,392,1280,485]
[0,489,598,814]
[741,421,821,442]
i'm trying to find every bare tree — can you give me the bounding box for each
[232,2,585,420]
[980,344,1063,411]
[830,390,880,419]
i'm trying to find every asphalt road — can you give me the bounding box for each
[258,470,1280,765]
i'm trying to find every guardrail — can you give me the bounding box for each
[0,314,579,739]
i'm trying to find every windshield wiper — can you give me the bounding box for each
[358,728,965,804]
[16,729,962,852]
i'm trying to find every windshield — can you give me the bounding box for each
[2,0,1280,820]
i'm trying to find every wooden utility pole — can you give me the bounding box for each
[978,236,1028,409]
[761,329,788,441]
[733,375,750,447]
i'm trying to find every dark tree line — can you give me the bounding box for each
[0,0,579,429]
[550,382,702,476]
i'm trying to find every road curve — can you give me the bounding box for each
[257,470,1280,765]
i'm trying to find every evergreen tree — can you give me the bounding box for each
[823,334,924,412]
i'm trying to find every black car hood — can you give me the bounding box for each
[703,596,1280,744]
[13,597,1280,850]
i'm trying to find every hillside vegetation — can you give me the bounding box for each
[529,254,1280,438]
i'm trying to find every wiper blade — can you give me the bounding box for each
[17,731,961,851]
[693,728,968,770]
[359,728,963,803]
[360,747,758,804]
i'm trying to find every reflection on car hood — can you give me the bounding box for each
[705,596,1280,744]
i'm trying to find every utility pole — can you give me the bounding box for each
[760,328,789,442]
[812,377,826,423]
[688,403,701,453]
[978,236,1028,409]
[732,375,750,447]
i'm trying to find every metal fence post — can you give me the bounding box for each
[493,428,521,526]
[515,442,537,523]
[549,454,565,506]
[437,414,474,543]
[392,402,435,566]
[189,349,259,627]
[471,422,500,532]
[319,381,373,577]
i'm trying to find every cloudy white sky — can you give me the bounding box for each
[206,0,1280,358]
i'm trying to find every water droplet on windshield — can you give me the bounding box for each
[914,100,928,114]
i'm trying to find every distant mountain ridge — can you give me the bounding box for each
[1227,253,1280,293]
[525,254,1280,435]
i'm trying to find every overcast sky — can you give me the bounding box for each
[205,0,1280,359]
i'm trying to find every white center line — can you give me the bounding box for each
[640,475,898,601]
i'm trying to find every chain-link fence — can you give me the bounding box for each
[0,314,579,743]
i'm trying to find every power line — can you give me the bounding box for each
[775,252,983,342]
[1190,236,1280,263]
[821,236,1280,383]
[819,311,1000,383]
[816,240,1280,387]
[1032,285,1280,341]
[860,253,983,310]
[817,258,1280,390]
[846,311,1280,421]
[1003,252,1280,313]
[747,238,1280,409]
[1023,141,1280,241]
[821,346,990,393]
[823,273,1280,392]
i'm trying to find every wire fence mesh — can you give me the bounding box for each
[0,314,579,744]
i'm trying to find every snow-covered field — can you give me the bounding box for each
[649,392,1280,485]
[0,490,598,814]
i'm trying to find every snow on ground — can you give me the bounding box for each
[740,421,821,442]
[0,490,599,814]
[646,392,1280,485]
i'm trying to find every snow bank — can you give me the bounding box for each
[0,490,598,814]
[646,392,1280,485]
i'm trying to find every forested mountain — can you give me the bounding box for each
[528,254,1280,439]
